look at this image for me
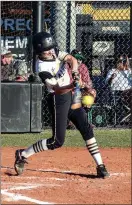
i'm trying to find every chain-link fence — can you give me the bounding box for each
[1,1,132,129]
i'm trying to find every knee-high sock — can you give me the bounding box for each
[21,139,48,158]
[86,137,103,166]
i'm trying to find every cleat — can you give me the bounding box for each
[14,149,28,175]
[96,164,110,178]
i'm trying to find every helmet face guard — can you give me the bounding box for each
[32,32,56,54]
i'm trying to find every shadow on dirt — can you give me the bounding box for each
[2,166,98,179]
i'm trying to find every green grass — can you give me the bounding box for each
[1,129,131,148]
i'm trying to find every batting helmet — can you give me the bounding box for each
[32,32,56,54]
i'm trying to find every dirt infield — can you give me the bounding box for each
[1,147,131,204]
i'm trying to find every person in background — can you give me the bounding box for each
[70,49,96,103]
[66,49,96,128]
[105,54,132,125]
[1,47,28,82]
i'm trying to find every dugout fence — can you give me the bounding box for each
[1,1,132,130]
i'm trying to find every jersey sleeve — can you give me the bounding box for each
[36,60,47,73]
[58,51,69,61]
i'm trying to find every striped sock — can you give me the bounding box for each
[86,138,103,166]
[21,139,48,158]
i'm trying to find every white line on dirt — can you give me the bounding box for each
[1,190,54,204]
[37,168,73,173]
[110,172,131,176]
[3,185,43,192]
[1,170,131,204]
[2,183,60,192]
[1,182,57,204]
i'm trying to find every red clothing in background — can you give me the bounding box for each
[67,63,94,94]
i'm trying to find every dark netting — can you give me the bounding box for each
[1,1,132,129]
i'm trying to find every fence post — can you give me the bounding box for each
[130,2,132,57]
[66,1,71,53]
[32,1,44,73]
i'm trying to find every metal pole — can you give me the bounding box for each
[130,2,132,57]
[66,1,71,53]
[37,1,44,32]
[50,2,56,36]
[32,1,44,73]
[54,2,67,51]
[33,1,44,34]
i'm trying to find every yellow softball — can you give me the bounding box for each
[82,95,94,106]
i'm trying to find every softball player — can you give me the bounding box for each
[14,32,109,178]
